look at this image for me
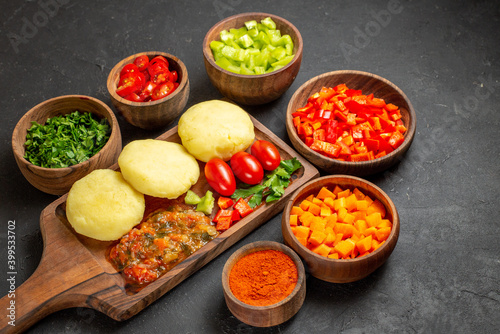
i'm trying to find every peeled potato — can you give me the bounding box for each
[178,100,255,162]
[66,169,145,241]
[118,139,200,199]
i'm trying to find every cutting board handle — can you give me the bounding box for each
[0,197,113,333]
[0,253,85,333]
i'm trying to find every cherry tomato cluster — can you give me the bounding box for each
[204,140,281,197]
[116,55,179,102]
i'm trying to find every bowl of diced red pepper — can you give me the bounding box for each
[107,51,190,130]
[286,70,416,176]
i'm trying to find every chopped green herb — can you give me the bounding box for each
[23,111,111,168]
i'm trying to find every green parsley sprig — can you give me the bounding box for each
[24,111,111,168]
[231,158,302,208]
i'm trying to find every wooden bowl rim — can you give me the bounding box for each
[202,12,303,79]
[222,240,305,310]
[106,51,189,106]
[282,175,399,264]
[12,94,120,173]
[286,70,416,168]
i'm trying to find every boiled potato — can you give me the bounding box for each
[118,139,200,199]
[178,100,255,162]
[66,169,145,241]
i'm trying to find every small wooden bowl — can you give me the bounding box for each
[12,95,122,195]
[203,12,303,105]
[107,51,190,130]
[222,241,306,327]
[286,70,416,176]
[281,175,400,283]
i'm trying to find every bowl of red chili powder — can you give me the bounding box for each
[222,241,306,327]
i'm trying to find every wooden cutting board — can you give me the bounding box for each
[0,116,319,333]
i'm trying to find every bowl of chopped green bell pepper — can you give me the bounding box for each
[12,95,122,195]
[203,13,303,105]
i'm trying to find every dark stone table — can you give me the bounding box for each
[1,1,498,333]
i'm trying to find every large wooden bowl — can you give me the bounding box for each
[281,175,400,283]
[107,51,189,130]
[12,95,122,195]
[286,70,416,176]
[203,12,303,105]
[222,241,306,327]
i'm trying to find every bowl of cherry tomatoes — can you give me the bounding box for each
[107,51,190,130]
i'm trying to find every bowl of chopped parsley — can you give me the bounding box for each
[12,95,122,195]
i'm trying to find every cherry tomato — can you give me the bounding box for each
[120,63,140,77]
[125,92,144,102]
[170,70,178,83]
[151,81,175,101]
[116,72,143,97]
[205,158,236,196]
[149,55,169,67]
[230,151,264,185]
[139,81,157,101]
[251,140,281,171]
[133,55,150,71]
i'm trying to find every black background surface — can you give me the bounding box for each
[0,1,499,333]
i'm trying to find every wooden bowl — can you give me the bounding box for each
[286,70,416,176]
[107,51,190,130]
[281,175,400,283]
[203,12,303,105]
[12,95,122,195]
[222,241,306,327]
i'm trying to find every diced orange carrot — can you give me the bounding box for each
[354,220,368,234]
[300,199,312,211]
[378,219,393,228]
[337,207,348,222]
[334,239,355,258]
[345,194,358,211]
[375,226,391,241]
[312,197,323,206]
[308,202,321,216]
[325,213,338,227]
[299,211,314,227]
[333,223,354,238]
[290,215,298,227]
[305,194,314,202]
[312,243,331,257]
[328,252,340,259]
[332,185,343,195]
[310,217,326,232]
[334,233,344,245]
[356,200,368,211]
[296,236,308,247]
[337,188,351,198]
[324,232,336,246]
[316,187,336,200]
[320,205,332,217]
[353,187,366,200]
[290,206,304,216]
[323,196,335,208]
[343,213,355,224]
[309,230,327,247]
[367,199,386,218]
[364,226,378,237]
[364,194,374,207]
[356,235,372,254]
[294,225,310,239]
[366,212,382,227]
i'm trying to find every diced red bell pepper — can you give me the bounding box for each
[234,198,253,218]
[215,215,232,231]
[218,197,234,210]
[213,209,233,223]
[387,131,405,148]
[313,129,326,141]
[350,152,371,162]
[231,210,241,222]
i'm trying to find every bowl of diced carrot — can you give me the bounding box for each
[286,70,416,176]
[281,175,399,283]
